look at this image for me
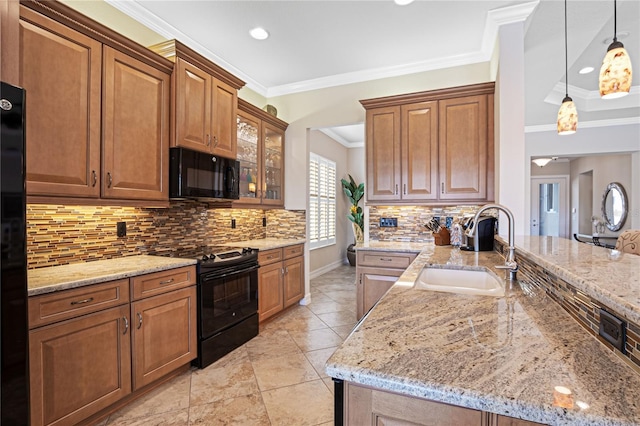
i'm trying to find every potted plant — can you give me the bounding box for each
[341,175,364,266]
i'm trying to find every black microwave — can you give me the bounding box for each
[169,147,240,200]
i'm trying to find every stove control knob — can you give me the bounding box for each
[242,247,251,254]
[201,255,209,261]
[209,254,216,260]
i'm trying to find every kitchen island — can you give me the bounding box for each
[326,240,640,425]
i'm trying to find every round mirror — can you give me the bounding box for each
[601,182,628,231]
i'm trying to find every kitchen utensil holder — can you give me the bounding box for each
[434,228,450,246]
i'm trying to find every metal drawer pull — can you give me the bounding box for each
[123,316,129,335]
[137,312,143,329]
[380,258,393,262]
[159,278,174,285]
[441,182,444,194]
[213,135,219,147]
[107,172,113,188]
[91,170,97,187]
[403,184,407,195]
[206,134,211,146]
[70,297,94,305]
[395,184,398,195]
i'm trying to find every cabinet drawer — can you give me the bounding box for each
[283,244,304,260]
[28,279,130,329]
[357,250,417,269]
[131,266,196,300]
[259,248,283,265]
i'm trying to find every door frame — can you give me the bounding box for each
[530,175,570,238]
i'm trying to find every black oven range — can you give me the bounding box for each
[170,246,259,369]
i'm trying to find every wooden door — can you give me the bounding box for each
[174,58,212,152]
[356,267,403,320]
[211,78,238,158]
[29,305,131,426]
[261,122,285,206]
[20,7,101,198]
[283,256,304,308]
[366,106,401,201]
[130,286,197,390]
[258,261,284,322]
[401,101,438,201]
[102,46,170,201]
[438,95,488,200]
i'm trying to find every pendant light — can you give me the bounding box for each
[557,0,577,135]
[599,0,633,99]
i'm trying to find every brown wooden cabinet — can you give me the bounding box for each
[235,99,288,207]
[150,39,245,159]
[258,244,304,322]
[19,2,173,205]
[343,382,544,426]
[356,250,417,319]
[28,265,197,426]
[361,83,495,205]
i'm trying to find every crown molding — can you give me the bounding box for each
[317,128,364,149]
[545,82,640,112]
[525,116,640,133]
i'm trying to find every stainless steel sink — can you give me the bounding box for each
[415,267,504,297]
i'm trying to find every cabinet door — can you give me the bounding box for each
[438,95,488,200]
[236,111,262,203]
[131,286,197,390]
[20,7,101,198]
[283,256,304,308]
[29,305,131,426]
[262,122,285,206]
[356,267,403,320]
[366,106,401,201]
[401,101,438,200]
[102,46,170,201]
[174,58,212,152]
[258,261,284,322]
[211,78,238,158]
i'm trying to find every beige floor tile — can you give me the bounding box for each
[322,377,336,395]
[266,313,329,333]
[245,328,301,360]
[317,310,357,328]
[252,351,319,391]
[320,290,356,302]
[304,346,338,378]
[189,349,260,406]
[188,393,270,425]
[106,409,189,425]
[307,293,334,303]
[289,328,344,352]
[261,379,334,426]
[107,373,191,423]
[307,300,355,315]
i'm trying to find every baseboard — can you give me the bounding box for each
[309,258,348,279]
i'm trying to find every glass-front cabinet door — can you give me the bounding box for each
[236,112,261,202]
[262,123,284,205]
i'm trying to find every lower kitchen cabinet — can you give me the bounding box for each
[343,382,545,426]
[258,244,304,322]
[29,305,131,426]
[131,285,197,390]
[356,250,417,319]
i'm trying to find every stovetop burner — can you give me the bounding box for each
[165,245,258,271]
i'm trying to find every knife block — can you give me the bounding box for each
[433,228,450,246]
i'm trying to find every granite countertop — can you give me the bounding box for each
[27,255,197,297]
[326,243,640,425]
[355,240,429,253]
[222,238,306,251]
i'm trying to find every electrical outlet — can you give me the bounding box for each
[599,309,626,353]
[116,222,126,238]
[231,219,236,229]
[380,217,398,227]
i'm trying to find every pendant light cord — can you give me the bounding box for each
[564,0,568,97]
[613,0,618,42]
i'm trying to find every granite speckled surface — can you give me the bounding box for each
[28,255,197,296]
[355,240,428,253]
[326,243,640,425]
[222,238,306,251]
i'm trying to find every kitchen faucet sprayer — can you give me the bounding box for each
[467,204,518,281]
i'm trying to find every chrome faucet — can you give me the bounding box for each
[467,203,518,280]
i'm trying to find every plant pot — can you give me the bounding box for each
[347,244,356,267]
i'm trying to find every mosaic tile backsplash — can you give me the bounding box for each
[27,202,305,269]
[368,205,485,241]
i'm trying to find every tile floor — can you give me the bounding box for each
[98,264,357,426]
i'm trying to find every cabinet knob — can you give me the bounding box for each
[122,316,129,335]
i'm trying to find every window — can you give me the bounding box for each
[309,153,336,249]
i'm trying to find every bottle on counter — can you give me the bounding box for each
[450,219,463,248]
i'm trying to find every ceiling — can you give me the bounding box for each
[107,0,639,143]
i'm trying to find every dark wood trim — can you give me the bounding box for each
[19,0,173,74]
[238,98,289,131]
[149,39,245,90]
[360,82,496,109]
[27,195,171,208]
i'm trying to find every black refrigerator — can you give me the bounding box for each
[0,81,30,425]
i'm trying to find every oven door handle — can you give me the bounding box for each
[207,264,259,280]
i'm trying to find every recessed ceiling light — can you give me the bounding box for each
[578,66,594,74]
[250,27,269,40]
[394,0,415,5]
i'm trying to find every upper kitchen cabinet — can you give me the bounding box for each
[235,99,288,207]
[150,40,245,159]
[361,82,494,205]
[19,1,173,205]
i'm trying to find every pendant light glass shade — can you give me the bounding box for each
[557,96,578,135]
[599,42,633,98]
[599,0,633,99]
